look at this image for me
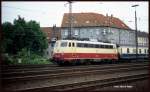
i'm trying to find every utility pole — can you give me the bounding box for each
[132,4,139,61]
[68,1,72,40]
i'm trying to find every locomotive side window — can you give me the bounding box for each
[77,43,81,47]
[61,42,67,47]
[101,45,105,48]
[88,44,93,48]
[84,43,88,47]
[95,44,99,48]
[110,45,113,49]
[77,42,114,49]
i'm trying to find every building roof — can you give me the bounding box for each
[61,12,131,30]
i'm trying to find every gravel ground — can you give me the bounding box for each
[92,79,149,92]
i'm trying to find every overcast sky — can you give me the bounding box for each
[2,1,148,32]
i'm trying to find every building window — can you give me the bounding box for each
[74,20,77,23]
[74,30,78,36]
[139,49,141,54]
[127,48,130,53]
[103,29,106,35]
[64,30,68,36]
[133,49,136,53]
[145,49,147,54]
[86,20,90,23]
[120,48,122,53]
[96,30,99,35]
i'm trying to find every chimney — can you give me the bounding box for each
[106,13,108,17]
[111,14,113,18]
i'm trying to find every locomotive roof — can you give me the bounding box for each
[57,40,116,46]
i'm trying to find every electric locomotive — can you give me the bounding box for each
[52,40,118,65]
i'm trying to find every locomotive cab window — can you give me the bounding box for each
[69,42,71,47]
[72,42,75,47]
[61,42,67,47]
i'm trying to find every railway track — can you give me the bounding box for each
[2,62,148,78]
[2,62,149,92]
[2,61,148,72]
[2,60,148,72]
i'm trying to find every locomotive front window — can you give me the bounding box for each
[61,42,67,47]
[72,43,75,47]
[69,42,71,47]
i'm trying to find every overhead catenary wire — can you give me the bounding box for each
[2,5,47,14]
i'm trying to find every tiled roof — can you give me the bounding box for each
[61,12,131,30]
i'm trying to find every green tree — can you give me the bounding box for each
[2,16,48,55]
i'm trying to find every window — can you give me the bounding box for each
[84,44,88,47]
[69,42,71,47]
[127,48,130,53]
[96,30,99,35]
[139,49,141,54]
[88,44,93,48]
[95,45,99,48]
[105,45,109,48]
[100,45,105,48]
[145,49,147,54]
[77,43,81,47]
[61,42,67,47]
[120,48,122,53]
[74,30,78,36]
[133,49,136,53]
[72,43,75,47]
[110,45,113,49]
[86,20,90,23]
[55,42,58,47]
[107,45,113,49]
[64,30,68,36]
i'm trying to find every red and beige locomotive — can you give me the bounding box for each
[52,40,118,65]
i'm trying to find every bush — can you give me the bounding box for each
[3,48,53,65]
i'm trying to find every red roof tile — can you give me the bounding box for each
[61,12,131,30]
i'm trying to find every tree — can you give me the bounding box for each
[2,16,48,55]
